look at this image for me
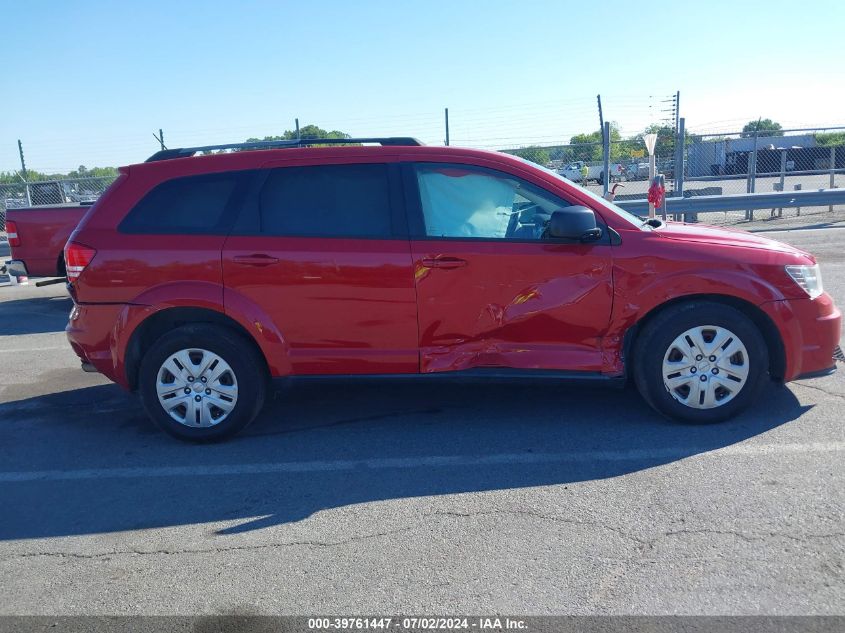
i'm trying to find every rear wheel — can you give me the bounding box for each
[633,302,769,424]
[139,324,267,441]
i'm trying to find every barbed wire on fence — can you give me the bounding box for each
[2,111,844,231]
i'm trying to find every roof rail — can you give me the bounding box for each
[145,137,424,162]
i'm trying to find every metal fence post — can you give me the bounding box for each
[674,117,685,195]
[831,145,836,213]
[602,121,610,196]
[746,130,759,220]
[774,150,787,217]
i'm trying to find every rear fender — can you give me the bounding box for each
[113,281,290,387]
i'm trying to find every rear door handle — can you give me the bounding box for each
[420,257,468,269]
[232,254,279,267]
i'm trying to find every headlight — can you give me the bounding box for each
[785,264,823,299]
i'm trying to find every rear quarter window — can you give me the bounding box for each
[119,172,247,235]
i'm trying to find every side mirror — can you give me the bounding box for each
[547,206,603,242]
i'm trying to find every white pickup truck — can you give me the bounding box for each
[558,161,625,185]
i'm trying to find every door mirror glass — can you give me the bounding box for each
[547,206,602,242]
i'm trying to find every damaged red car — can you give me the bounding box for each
[65,138,842,440]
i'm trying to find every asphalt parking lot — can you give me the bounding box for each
[0,227,843,615]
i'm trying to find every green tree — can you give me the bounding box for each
[506,146,551,166]
[741,118,783,137]
[642,124,678,159]
[815,132,845,146]
[243,124,352,147]
[549,146,574,163]
[568,130,603,162]
[66,165,118,179]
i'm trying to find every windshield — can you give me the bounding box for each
[509,155,646,228]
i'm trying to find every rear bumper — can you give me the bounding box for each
[761,293,842,382]
[66,301,129,387]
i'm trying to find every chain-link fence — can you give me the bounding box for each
[510,125,845,227]
[679,127,845,226]
[0,176,117,229]
[2,124,844,232]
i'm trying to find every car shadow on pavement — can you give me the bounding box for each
[0,379,809,540]
[0,294,72,335]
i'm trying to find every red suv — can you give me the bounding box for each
[65,138,842,441]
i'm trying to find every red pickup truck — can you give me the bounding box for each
[5,204,89,278]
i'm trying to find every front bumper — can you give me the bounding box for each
[761,293,842,381]
[7,259,28,277]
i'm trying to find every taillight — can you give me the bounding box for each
[6,220,20,247]
[64,242,97,282]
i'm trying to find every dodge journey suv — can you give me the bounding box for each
[65,137,842,441]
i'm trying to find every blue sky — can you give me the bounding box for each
[1,0,843,172]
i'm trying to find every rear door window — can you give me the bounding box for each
[259,164,393,238]
[120,172,246,234]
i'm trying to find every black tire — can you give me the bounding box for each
[138,324,267,442]
[633,301,769,424]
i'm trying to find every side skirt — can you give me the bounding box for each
[272,368,627,389]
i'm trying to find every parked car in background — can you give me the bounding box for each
[626,162,650,180]
[558,160,624,185]
[658,159,675,180]
[5,204,89,278]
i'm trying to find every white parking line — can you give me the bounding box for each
[0,346,68,354]
[1,441,843,483]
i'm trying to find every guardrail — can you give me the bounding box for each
[615,188,845,219]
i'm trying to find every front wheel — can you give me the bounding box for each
[138,324,267,441]
[633,302,769,424]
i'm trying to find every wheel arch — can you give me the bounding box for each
[622,293,786,381]
[124,307,270,390]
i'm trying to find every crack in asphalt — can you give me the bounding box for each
[6,510,842,563]
[3,525,419,561]
[792,382,845,400]
[428,509,652,547]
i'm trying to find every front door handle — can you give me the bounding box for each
[232,254,279,267]
[420,257,468,270]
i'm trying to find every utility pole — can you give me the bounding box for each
[17,139,31,206]
[444,108,450,146]
[602,121,611,197]
[596,94,605,140]
[17,140,28,180]
[674,91,680,136]
[295,118,301,141]
[153,130,166,150]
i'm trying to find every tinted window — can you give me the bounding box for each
[414,164,570,240]
[260,164,392,238]
[120,172,242,234]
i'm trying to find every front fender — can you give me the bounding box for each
[602,267,788,375]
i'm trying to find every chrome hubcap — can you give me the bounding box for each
[156,349,238,427]
[662,325,749,409]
